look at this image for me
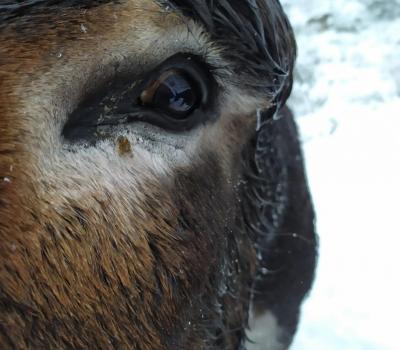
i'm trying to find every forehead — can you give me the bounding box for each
[0,1,184,44]
[0,0,294,93]
[0,0,208,99]
[0,1,115,18]
[0,1,179,34]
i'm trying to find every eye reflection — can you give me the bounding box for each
[140,69,200,119]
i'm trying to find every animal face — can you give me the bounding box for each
[0,1,316,349]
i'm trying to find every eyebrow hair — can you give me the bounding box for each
[164,0,296,106]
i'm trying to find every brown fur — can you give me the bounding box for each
[0,1,316,349]
[0,5,256,342]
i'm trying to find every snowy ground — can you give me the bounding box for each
[279,1,400,349]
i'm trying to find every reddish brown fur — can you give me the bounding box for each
[0,1,316,349]
[0,4,258,346]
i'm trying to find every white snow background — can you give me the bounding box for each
[279,1,400,349]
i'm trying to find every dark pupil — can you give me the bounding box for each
[153,74,198,118]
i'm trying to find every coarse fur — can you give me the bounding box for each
[0,1,317,349]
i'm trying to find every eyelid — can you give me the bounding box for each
[62,53,218,143]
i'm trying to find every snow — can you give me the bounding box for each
[279,1,400,349]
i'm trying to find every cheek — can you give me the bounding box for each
[168,153,238,291]
[34,138,169,207]
[193,113,256,187]
[35,136,234,273]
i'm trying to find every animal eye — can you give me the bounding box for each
[62,54,217,143]
[139,69,200,119]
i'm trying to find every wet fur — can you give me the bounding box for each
[0,1,317,349]
[164,0,296,104]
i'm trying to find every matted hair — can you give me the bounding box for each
[164,0,296,106]
[1,0,296,107]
